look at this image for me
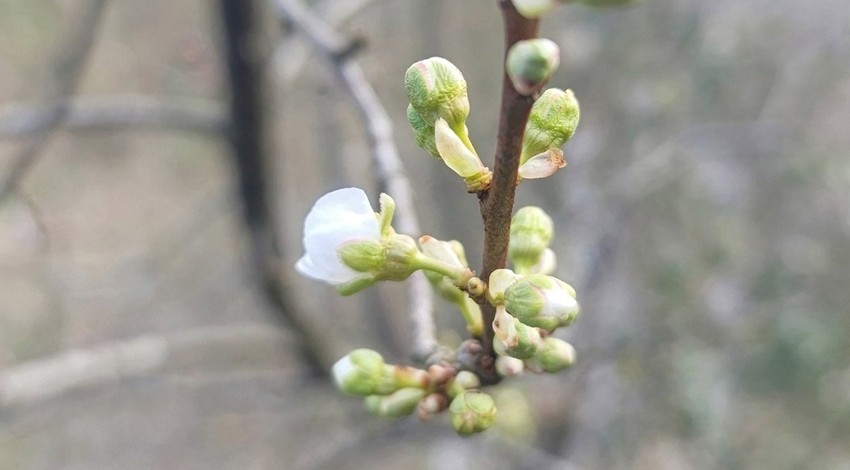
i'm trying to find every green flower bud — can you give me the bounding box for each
[511,0,558,19]
[493,307,543,359]
[407,104,439,158]
[364,388,427,418]
[504,275,579,330]
[450,391,498,436]
[448,370,482,398]
[507,39,560,96]
[529,248,557,275]
[405,57,470,130]
[509,206,554,274]
[487,269,521,305]
[528,337,576,373]
[521,88,580,165]
[331,349,396,396]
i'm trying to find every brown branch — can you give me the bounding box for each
[273,0,438,361]
[0,0,108,202]
[475,1,540,383]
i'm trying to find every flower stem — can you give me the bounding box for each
[412,253,473,284]
[458,298,484,338]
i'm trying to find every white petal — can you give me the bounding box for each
[299,187,382,285]
[542,289,578,318]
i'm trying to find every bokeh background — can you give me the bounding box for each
[2,0,850,468]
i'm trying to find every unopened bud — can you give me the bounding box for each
[450,391,498,436]
[512,0,558,19]
[405,57,470,130]
[493,306,542,359]
[496,355,526,377]
[507,39,560,96]
[331,349,395,396]
[509,206,554,274]
[417,392,449,420]
[365,388,427,418]
[448,370,482,398]
[504,275,579,330]
[529,248,557,275]
[407,104,439,158]
[487,269,521,305]
[521,88,580,165]
[528,337,576,373]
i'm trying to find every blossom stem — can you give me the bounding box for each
[411,253,474,284]
[458,298,484,338]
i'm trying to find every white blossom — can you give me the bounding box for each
[296,187,381,285]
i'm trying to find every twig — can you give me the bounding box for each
[218,0,327,374]
[475,0,540,383]
[274,0,380,87]
[0,0,108,202]
[0,95,227,138]
[273,0,438,361]
[0,324,295,408]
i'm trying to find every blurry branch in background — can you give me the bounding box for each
[0,0,108,202]
[0,324,297,408]
[274,0,380,87]
[219,0,331,374]
[273,0,438,360]
[0,95,227,138]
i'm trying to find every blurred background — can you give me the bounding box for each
[1,0,850,468]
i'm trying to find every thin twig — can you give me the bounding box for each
[0,324,295,408]
[475,0,540,383]
[274,0,380,87]
[273,0,438,361]
[0,95,227,138]
[0,0,108,202]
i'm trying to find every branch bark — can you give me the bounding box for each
[475,1,540,382]
[273,0,438,361]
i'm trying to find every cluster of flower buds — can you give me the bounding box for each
[332,349,498,435]
[487,205,580,376]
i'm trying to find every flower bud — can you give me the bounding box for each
[493,306,542,359]
[509,206,554,274]
[487,269,521,305]
[405,57,470,130]
[521,88,580,165]
[407,104,439,158]
[449,391,498,436]
[417,392,449,420]
[511,0,558,19]
[504,275,579,330]
[331,349,396,397]
[496,354,525,377]
[529,248,557,275]
[507,39,560,96]
[528,337,576,373]
[448,370,482,398]
[364,388,427,418]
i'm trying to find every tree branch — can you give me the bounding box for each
[475,1,540,383]
[218,0,328,375]
[0,0,108,202]
[0,95,226,138]
[272,0,438,361]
